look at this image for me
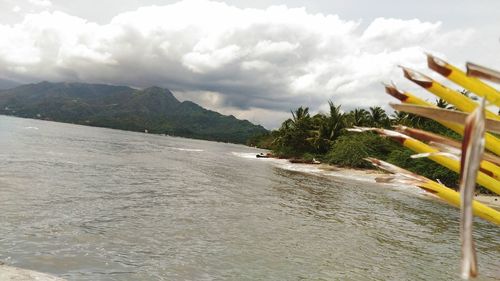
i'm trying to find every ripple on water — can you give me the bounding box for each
[0,116,498,281]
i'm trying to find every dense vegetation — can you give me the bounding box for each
[249,100,465,189]
[0,81,268,144]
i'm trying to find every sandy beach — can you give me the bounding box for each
[476,195,500,210]
[320,163,500,210]
[0,264,65,281]
[260,157,500,211]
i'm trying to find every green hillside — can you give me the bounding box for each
[0,81,268,144]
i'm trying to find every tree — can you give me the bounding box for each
[368,106,390,128]
[310,101,347,153]
[346,108,370,127]
[272,106,315,156]
[436,98,452,109]
[291,106,310,125]
[390,111,424,127]
[324,101,346,140]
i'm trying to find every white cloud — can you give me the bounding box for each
[12,6,21,13]
[183,44,244,73]
[175,90,226,109]
[0,0,482,128]
[28,0,52,7]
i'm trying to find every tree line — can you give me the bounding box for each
[248,99,462,188]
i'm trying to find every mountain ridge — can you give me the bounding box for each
[0,81,268,144]
[0,78,21,90]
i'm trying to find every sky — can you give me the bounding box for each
[0,0,499,128]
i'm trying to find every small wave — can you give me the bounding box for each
[379,181,428,195]
[277,162,429,196]
[172,147,204,152]
[277,162,323,174]
[277,162,426,194]
[23,126,39,130]
[232,151,422,191]
[231,152,261,159]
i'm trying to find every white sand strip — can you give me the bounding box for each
[0,264,66,281]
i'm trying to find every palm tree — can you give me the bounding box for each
[307,114,328,152]
[436,98,452,109]
[390,111,423,127]
[347,108,370,127]
[369,106,390,128]
[273,106,315,155]
[324,101,346,140]
[307,101,347,153]
[391,111,410,125]
[290,106,310,126]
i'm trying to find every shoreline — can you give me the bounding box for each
[257,155,500,210]
[475,195,500,210]
[317,163,500,210]
[0,264,65,281]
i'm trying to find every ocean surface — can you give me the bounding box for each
[0,115,498,280]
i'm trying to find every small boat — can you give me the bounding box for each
[256,153,271,158]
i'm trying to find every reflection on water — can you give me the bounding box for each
[0,115,499,280]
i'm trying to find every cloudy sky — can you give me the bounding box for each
[0,0,499,128]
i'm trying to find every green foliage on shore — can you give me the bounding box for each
[254,100,463,189]
[325,132,398,168]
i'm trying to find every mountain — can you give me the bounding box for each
[0,78,21,90]
[0,82,268,144]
